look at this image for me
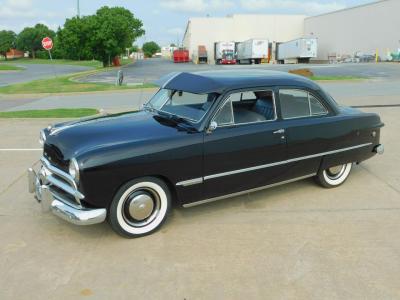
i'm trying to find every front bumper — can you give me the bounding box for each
[28,164,106,226]
[373,144,384,155]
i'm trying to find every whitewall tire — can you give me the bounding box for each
[108,177,171,238]
[315,163,353,188]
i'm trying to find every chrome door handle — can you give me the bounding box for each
[273,129,285,134]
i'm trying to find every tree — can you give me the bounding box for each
[16,24,55,58]
[142,41,160,58]
[130,45,139,53]
[88,6,145,66]
[57,16,93,60]
[0,30,16,60]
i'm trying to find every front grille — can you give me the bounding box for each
[41,157,84,206]
[43,144,68,172]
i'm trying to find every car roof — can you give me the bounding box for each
[156,70,322,94]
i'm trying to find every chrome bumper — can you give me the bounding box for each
[374,144,384,155]
[28,166,106,226]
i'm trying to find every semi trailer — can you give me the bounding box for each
[236,39,269,64]
[276,38,317,64]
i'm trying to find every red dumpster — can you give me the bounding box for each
[173,50,190,63]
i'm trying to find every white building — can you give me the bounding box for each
[161,46,178,59]
[183,14,305,63]
[183,0,400,63]
[304,0,400,61]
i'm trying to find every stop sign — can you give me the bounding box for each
[42,37,53,50]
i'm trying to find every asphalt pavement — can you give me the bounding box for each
[1,80,400,113]
[81,58,400,85]
[0,63,93,87]
[0,59,399,299]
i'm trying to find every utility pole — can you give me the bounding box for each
[77,0,80,18]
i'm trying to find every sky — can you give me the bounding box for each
[0,0,375,46]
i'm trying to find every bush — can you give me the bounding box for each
[289,68,314,78]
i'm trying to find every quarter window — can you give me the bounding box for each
[309,94,327,115]
[214,100,233,125]
[279,89,327,119]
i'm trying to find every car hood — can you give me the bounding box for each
[44,110,191,160]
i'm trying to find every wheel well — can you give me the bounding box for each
[152,175,179,208]
[109,175,180,211]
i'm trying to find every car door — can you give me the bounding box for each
[277,88,332,178]
[202,88,289,200]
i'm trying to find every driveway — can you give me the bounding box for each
[0,101,399,299]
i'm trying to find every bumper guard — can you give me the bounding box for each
[28,166,106,226]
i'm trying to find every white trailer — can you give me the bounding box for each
[214,42,236,64]
[277,38,317,64]
[236,39,269,64]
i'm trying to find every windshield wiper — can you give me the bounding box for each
[157,111,197,131]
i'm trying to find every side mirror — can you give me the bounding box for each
[207,121,218,133]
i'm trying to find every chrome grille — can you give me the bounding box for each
[40,157,84,206]
[43,144,68,171]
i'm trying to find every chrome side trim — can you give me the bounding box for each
[183,173,316,208]
[176,177,204,187]
[204,143,372,180]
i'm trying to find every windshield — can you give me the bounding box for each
[145,89,218,123]
[222,50,234,60]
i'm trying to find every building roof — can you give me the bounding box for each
[156,70,321,94]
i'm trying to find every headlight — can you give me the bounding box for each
[39,130,46,146]
[69,158,80,183]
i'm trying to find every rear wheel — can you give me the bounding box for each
[315,163,353,188]
[108,177,171,238]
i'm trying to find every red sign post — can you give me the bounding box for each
[42,37,56,77]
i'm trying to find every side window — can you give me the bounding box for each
[279,89,328,119]
[309,94,328,115]
[279,90,309,119]
[213,90,276,126]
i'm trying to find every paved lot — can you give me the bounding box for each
[2,79,400,114]
[82,58,400,85]
[0,89,399,298]
[0,63,93,87]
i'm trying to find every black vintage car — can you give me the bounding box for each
[28,70,384,238]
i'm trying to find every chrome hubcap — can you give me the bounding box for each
[128,193,154,221]
[122,188,161,227]
[326,164,346,180]
[328,165,343,175]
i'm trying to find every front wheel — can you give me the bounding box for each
[108,177,171,238]
[315,163,353,188]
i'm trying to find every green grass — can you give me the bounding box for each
[0,108,99,118]
[0,58,103,68]
[0,57,134,68]
[0,64,24,71]
[311,75,365,81]
[0,74,157,94]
